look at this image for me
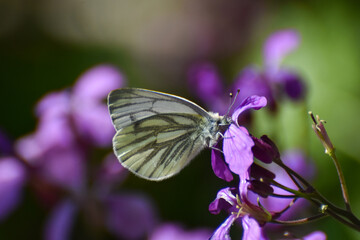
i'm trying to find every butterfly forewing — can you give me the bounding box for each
[108,88,209,131]
[108,88,230,181]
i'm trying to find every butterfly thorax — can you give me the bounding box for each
[201,112,232,148]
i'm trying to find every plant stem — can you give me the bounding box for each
[270,178,360,231]
[329,151,351,211]
[272,213,327,225]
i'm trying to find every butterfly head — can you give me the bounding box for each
[205,112,232,147]
[219,115,232,132]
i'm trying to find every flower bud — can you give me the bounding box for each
[309,112,335,155]
[251,135,280,163]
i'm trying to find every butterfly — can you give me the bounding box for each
[107,88,232,181]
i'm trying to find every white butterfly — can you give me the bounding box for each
[107,88,232,181]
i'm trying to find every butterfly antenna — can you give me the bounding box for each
[225,89,240,118]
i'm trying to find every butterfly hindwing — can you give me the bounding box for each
[112,113,206,180]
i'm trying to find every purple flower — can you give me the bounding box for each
[188,29,305,114]
[16,65,124,158]
[150,223,212,240]
[210,95,268,239]
[42,151,158,240]
[0,157,26,221]
[263,30,300,77]
[16,91,74,163]
[209,188,270,240]
[211,95,267,185]
[71,65,125,146]
[208,97,321,239]
[4,65,161,239]
[15,64,124,191]
[254,29,305,101]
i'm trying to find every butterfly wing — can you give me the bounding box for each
[108,88,213,180]
[108,88,210,131]
[112,113,207,180]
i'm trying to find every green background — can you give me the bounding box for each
[1,0,360,239]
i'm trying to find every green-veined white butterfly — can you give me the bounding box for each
[107,88,232,181]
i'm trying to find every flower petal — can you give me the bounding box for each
[72,104,115,146]
[232,96,267,123]
[150,223,212,240]
[282,149,314,179]
[209,187,237,215]
[72,64,125,102]
[211,147,233,182]
[40,148,85,192]
[263,29,300,72]
[188,62,226,112]
[242,215,267,240]
[16,91,76,164]
[281,71,306,100]
[231,67,273,108]
[251,135,280,164]
[35,91,70,120]
[71,65,124,146]
[0,157,26,220]
[44,199,77,240]
[248,180,274,198]
[303,231,327,240]
[210,214,236,240]
[223,125,254,181]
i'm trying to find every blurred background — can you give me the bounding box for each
[0,0,360,239]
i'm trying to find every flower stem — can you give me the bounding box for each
[271,213,327,225]
[309,113,351,211]
[328,151,351,211]
[276,161,313,190]
[269,176,360,231]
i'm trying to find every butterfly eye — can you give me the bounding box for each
[227,117,232,124]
